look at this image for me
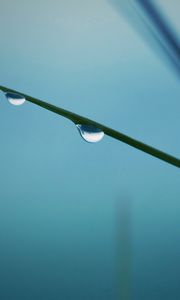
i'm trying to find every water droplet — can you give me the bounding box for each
[76,124,104,143]
[5,92,26,106]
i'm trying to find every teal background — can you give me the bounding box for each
[0,0,179,299]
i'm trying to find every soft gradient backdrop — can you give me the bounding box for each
[0,0,179,299]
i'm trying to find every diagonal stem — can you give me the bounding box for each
[0,85,180,168]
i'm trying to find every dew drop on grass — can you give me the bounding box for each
[5,92,26,106]
[76,124,104,143]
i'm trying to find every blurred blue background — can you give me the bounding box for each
[0,0,179,299]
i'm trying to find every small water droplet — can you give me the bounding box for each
[76,124,104,143]
[5,92,26,106]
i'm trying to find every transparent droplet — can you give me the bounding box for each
[5,92,26,106]
[76,124,104,143]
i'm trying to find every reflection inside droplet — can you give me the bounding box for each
[76,124,104,143]
[5,92,26,106]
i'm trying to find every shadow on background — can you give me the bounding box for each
[115,197,132,300]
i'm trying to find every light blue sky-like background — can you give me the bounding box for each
[0,1,179,299]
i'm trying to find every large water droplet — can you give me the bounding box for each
[5,92,26,106]
[76,124,104,143]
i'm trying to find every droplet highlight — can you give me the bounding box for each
[76,124,104,143]
[5,92,26,106]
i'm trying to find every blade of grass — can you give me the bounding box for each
[108,0,180,76]
[135,0,180,74]
[0,85,180,168]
